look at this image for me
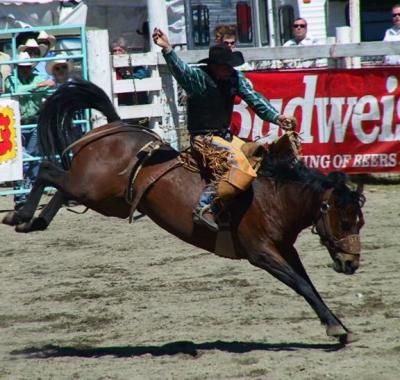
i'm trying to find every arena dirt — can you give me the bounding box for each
[0,184,399,380]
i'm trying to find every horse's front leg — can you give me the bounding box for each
[247,242,355,344]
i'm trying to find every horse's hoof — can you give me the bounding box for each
[339,332,358,345]
[326,324,346,337]
[2,211,21,226]
[15,217,48,233]
[327,325,357,345]
[30,217,48,231]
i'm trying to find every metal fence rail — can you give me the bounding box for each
[0,24,89,197]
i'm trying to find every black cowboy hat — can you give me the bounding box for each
[199,44,244,67]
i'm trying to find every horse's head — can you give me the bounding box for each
[313,175,365,275]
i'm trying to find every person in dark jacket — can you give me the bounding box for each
[152,28,293,232]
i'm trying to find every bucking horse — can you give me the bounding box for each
[2,80,365,344]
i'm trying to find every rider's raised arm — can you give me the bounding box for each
[162,49,207,95]
[153,27,206,95]
[237,70,280,124]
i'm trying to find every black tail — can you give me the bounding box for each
[38,79,121,169]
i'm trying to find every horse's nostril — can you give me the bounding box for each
[345,261,356,274]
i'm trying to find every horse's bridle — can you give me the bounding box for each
[312,199,364,256]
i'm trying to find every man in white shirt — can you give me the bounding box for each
[283,18,321,69]
[383,4,400,65]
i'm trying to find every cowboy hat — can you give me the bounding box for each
[18,38,47,57]
[45,55,73,75]
[17,51,35,66]
[37,30,56,49]
[198,44,244,67]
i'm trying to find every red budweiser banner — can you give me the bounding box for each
[231,67,400,173]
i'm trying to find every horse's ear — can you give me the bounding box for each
[356,183,364,194]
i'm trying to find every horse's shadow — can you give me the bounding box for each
[11,340,345,358]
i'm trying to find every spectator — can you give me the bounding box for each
[45,54,74,87]
[383,4,400,65]
[282,18,321,69]
[17,38,46,63]
[4,51,50,209]
[215,24,254,71]
[36,30,57,79]
[111,37,128,56]
[46,55,83,142]
[111,38,133,80]
[214,24,236,45]
[111,37,149,106]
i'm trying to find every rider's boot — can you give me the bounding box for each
[193,183,219,232]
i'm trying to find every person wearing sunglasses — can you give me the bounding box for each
[383,4,400,65]
[45,55,84,144]
[282,17,321,69]
[45,56,74,87]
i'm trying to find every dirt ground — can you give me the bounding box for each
[0,184,399,380]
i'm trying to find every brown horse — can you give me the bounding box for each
[2,80,365,344]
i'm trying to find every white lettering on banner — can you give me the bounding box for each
[233,73,400,144]
[352,95,381,144]
[315,97,357,143]
[379,76,400,141]
[303,153,397,169]
[353,153,397,167]
[283,75,317,143]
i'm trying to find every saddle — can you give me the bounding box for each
[180,131,301,176]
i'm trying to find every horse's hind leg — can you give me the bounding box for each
[2,166,48,227]
[248,243,353,344]
[2,161,67,228]
[15,191,66,233]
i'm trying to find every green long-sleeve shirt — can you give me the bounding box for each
[162,49,280,123]
[4,72,47,121]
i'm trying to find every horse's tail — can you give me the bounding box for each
[38,79,121,169]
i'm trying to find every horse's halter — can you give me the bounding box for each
[312,196,364,256]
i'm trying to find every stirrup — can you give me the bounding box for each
[193,205,219,232]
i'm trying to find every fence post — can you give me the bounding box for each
[87,29,112,128]
[336,26,352,69]
[349,0,361,68]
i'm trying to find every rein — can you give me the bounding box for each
[312,199,362,256]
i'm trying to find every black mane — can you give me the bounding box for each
[258,153,365,208]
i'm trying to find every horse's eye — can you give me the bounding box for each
[320,202,330,213]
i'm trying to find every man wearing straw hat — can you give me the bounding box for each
[45,54,74,87]
[4,51,49,209]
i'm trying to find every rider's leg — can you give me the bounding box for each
[193,182,219,231]
[192,135,256,232]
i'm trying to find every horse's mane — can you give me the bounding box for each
[258,153,365,208]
